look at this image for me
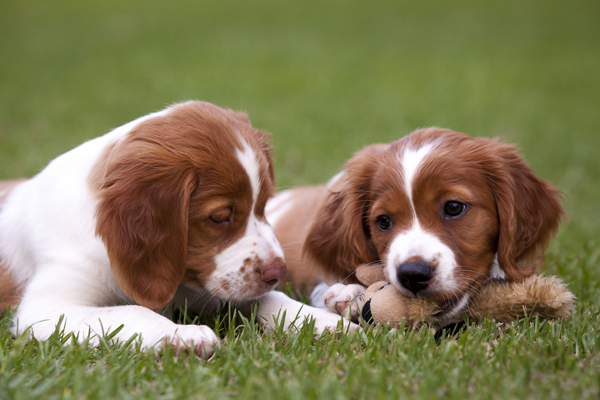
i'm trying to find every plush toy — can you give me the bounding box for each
[353,265,575,329]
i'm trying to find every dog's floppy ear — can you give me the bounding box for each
[303,144,387,282]
[94,126,196,311]
[483,139,566,282]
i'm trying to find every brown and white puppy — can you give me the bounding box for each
[0,101,347,358]
[267,128,565,323]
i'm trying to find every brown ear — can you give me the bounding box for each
[303,144,387,282]
[484,139,566,282]
[94,136,195,311]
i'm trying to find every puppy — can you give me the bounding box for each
[0,101,346,358]
[267,128,565,323]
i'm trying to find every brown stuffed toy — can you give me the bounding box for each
[354,265,575,329]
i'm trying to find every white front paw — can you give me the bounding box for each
[163,325,220,359]
[309,307,359,334]
[323,283,366,320]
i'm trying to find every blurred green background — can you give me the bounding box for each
[2,2,600,398]
[1,0,599,246]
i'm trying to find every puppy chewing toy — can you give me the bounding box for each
[354,266,575,329]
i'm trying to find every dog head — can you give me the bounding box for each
[305,128,565,318]
[92,101,286,310]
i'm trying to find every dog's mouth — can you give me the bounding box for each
[435,293,471,320]
[438,295,467,313]
[390,275,474,319]
[434,278,483,318]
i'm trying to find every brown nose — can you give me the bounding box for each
[260,258,287,286]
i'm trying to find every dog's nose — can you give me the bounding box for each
[260,258,288,286]
[397,261,434,295]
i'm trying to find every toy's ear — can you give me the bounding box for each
[357,281,395,326]
[356,263,386,286]
[358,281,440,328]
[358,281,416,328]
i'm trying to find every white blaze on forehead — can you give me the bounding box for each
[400,143,435,202]
[385,140,460,296]
[236,138,262,203]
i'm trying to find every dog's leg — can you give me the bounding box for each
[256,291,358,334]
[12,275,219,358]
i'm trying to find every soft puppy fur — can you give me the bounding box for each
[267,128,565,323]
[0,101,348,358]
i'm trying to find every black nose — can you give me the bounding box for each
[397,261,434,295]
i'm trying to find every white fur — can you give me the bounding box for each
[489,254,507,280]
[400,144,435,202]
[310,282,330,309]
[326,171,345,188]
[206,210,284,300]
[235,138,261,204]
[265,190,293,227]
[322,283,365,320]
[0,103,339,358]
[385,221,459,296]
[258,291,358,333]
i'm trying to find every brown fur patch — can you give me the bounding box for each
[241,255,269,273]
[0,179,27,313]
[0,264,22,314]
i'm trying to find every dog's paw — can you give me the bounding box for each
[164,325,220,359]
[323,283,366,320]
[308,307,360,334]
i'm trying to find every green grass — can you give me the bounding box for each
[1,0,599,398]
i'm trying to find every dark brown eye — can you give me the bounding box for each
[444,201,466,218]
[376,215,392,231]
[209,208,232,223]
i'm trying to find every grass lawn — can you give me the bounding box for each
[1,0,599,398]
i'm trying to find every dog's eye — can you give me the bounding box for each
[444,201,466,218]
[376,215,392,231]
[209,208,232,223]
